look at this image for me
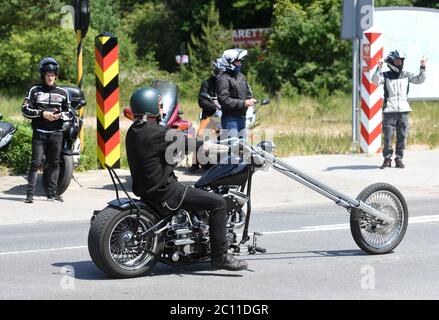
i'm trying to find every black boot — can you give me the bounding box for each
[380,158,392,169]
[47,193,64,202]
[395,158,405,169]
[211,253,248,271]
[24,193,33,204]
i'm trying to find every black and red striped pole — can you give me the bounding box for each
[95,32,120,169]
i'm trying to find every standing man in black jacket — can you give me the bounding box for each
[216,49,256,140]
[188,59,225,172]
[126,86,248,271]
[22,58,71,203]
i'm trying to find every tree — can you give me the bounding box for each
[90,0,120,33]
[187,1,233,79]
[375,0,412,6]
[255,0,352,96]
[413,0,439,8]
[0,0,63,38]
[123,2,181,71]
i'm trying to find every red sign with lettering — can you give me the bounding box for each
[232,28,270,47]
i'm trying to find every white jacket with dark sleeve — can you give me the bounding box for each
[372,66,426,113]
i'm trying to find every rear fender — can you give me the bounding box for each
[91,198,161,223]
[107,198,152,211]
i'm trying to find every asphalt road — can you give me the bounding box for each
[1,197,439,300]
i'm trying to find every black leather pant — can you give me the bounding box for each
[179,187,228,258]
[27,130,63,196]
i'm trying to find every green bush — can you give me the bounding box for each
[0,121,32,174]
[75,128,99,172]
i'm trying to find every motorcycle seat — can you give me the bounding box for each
[0,122,16,140]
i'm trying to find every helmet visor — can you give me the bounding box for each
[393,58,403,66]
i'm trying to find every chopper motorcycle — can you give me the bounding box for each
[88,138,408,278]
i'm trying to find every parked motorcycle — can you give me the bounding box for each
[0,114,16,152]
[123,80,194,137]
[88,138,408,278]
[41,86,86,196]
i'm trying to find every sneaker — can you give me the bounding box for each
[380,158,392,169]
[211,253,248,271]
[47,193,64,202]
[395,158,405,169]
[24,194,33,203]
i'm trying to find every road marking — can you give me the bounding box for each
[409,215,439,224]
[1,215,438,256]
[0,245,86,256]
[243,214,439,236]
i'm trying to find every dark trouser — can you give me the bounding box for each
[179,187,228,258]
[382,112,409,159]
[27,130,63,196]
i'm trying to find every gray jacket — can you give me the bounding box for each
[372,66,426,113]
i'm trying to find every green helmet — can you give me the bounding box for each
[129,87,161,117]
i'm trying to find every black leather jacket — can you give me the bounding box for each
[198,76,218,119]
[216,71,253,117]
[21,84,70,131]
[126,120,203,203]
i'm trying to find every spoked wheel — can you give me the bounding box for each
[88,207,164,278]
[350,183,408,254]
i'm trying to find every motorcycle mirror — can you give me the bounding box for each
[256,140,276,154]
[123,107,134,121]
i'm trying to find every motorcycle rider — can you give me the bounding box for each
[125,86,248,271]
[188,58,225,172]
[216,48,256,140]
[372,50,427,169]
[22,57,71,203]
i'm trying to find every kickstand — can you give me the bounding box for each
[71,174,83,188]
[247,232,266,255]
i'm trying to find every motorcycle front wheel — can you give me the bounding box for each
[88,207,164,278]
[350,183,408,255]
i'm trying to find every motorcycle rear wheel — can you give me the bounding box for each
[350,183,408,254]
[42,154,73,196]
[88,207,164,278]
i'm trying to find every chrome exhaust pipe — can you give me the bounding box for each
[165,239,195,247]
[166,228,193,237]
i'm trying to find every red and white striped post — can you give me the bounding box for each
[360,28,384,154]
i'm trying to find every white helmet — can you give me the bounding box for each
[212,58,226,77]
[220,48,248,71]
